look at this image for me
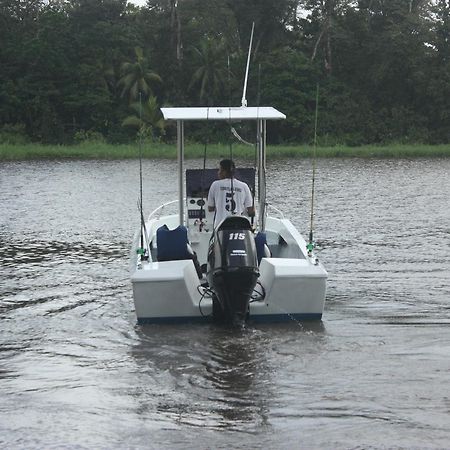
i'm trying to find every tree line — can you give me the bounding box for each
[0,0,448,145]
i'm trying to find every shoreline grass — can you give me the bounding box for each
[1,142,450,161]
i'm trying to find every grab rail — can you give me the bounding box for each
[266,203,285,219]
[148,199,285,222]
[148,199,178,221]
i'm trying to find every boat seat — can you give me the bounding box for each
[156,225,202,277]
[255,231,271,264]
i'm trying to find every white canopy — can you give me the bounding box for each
[161,106,285,121]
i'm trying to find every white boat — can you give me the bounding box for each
[130,106,327,325]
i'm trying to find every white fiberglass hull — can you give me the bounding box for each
[131,214,327,324]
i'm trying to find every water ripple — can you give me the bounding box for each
[1,159,450,448]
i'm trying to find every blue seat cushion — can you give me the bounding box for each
[255,231,270,264]
[157,225,192,261]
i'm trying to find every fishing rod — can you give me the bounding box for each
[307,83,319,257]
[137,92,149,260]
[228,54,234,164]
[137,197,150,258]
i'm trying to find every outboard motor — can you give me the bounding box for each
[207,216,259,326]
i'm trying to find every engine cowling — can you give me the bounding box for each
[207,216,259,326]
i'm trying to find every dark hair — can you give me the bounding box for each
[219,159,235,176]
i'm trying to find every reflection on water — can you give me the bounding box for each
[130,322,327,434]
[131,326,268,429]
[1,158,450,448]
[203,329,269,427]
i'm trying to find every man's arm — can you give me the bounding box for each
[207,182,216,212]
[244,183,255,217]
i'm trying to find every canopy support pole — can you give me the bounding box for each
[257,119,267,231]
[177,120,184,226]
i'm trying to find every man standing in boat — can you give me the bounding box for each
[208,159,255,228]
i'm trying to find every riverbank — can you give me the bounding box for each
[1,142,449,160]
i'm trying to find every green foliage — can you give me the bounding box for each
[1,142,449,161]
[122,95,165,141]
[0,124,29,145]
[73,130,106,144]
[188,38,227,105]
[118,47,162,103]
[0,0,448,145]
[259,47,318,142]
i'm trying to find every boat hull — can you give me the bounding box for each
[131,257,326,324]
[248,258,327,321]
[131,215,327,324]
[131,260,212,323]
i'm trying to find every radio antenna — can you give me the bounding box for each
[241,22,255,107]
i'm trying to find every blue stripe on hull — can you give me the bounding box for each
[249,313,322,323]
[137,313,322,325]
[137,316,211,325]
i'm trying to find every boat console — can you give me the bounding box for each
[185,168,256,235]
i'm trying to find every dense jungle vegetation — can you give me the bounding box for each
[0,0,449,146]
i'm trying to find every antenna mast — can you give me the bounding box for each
[241,22,255,107]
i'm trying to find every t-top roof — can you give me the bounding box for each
[161,106,286,121]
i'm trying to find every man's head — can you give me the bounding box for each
[218,159,235,179]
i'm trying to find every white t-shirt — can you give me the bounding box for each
[207,178,253,227]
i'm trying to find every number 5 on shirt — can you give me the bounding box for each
[225,192,236,213]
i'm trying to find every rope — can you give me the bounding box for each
[231,127,253,146]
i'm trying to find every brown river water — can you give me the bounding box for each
[1,158,449,449]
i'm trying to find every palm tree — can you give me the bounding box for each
[189,38,227,105]
[122,96,165,140]
[118,47,161,103]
